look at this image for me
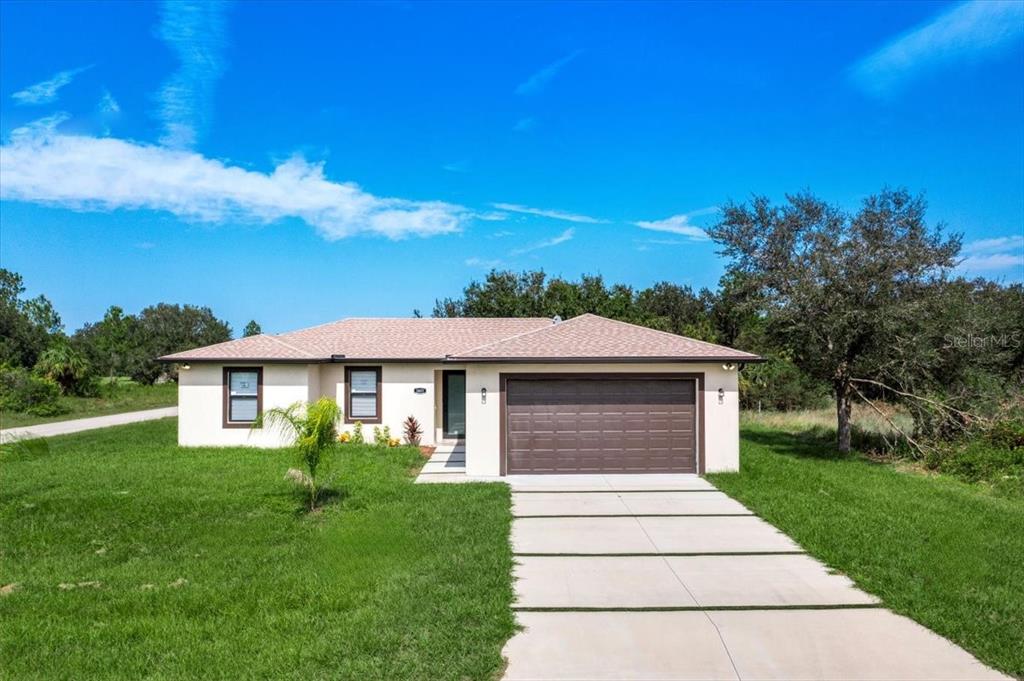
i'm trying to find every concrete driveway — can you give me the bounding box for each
[502,474,1008,681]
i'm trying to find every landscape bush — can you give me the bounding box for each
[0,365,66,417]
[402,415,423,445]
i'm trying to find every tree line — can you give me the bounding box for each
[0,268,250,415]
[434,188,1023,453]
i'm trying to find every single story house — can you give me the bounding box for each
[160,313,761,475]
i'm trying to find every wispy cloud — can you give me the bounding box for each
[12,65,93,105]
[442,159,470,173]
[957,235,1024,274]
[510,228,575,256]
[0,118,468,241]
[850,0,1024,96]
[97,89,121,136]
[633,207,717,240]
[98,90,120,115]
[634,237,690,249]
[961,235,1024,255]
[156,0,228,148]
[465,257,503,268]
[515,49,584,95]
[513,116,538,132]
[473,211,509,222]
[492,202,604,224]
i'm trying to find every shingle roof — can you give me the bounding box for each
[159,314,761,363]
[160,317,551,362]
[449,314,761,361]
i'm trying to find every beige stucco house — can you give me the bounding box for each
[161,314,761,475]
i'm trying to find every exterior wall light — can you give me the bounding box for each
[481,387,487,404]
[718,388,725,404]
[181,363,191,370]
[722,363,737,371]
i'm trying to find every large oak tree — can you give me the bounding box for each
[706,188,960,452]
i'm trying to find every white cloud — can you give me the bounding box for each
[957,235,1024,274]
[98,90,120,115]
[0,120,468,241]
[465,257,503,268]
[516,49,584,95]
[513,116,537,132]
[156,0,228,148]
[510,228,575,256]
[958,253,1024,273]
[473,211,509,222]
[633,209,714,240]
[492,202,604,224]
[12,65,93,105]
[442,159,470,173]
[961,235,1024,255]
[850,0,1024,96]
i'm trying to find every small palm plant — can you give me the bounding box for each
[253,397,342,511]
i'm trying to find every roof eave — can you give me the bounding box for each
[445,355,765,364]
[157,356,328,364]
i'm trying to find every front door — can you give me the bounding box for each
[442,370,466,439]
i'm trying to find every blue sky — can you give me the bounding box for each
[1,0,1022,334]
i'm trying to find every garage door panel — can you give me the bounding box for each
[506,377,697,474]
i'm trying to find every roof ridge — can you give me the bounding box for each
[450,317,561,355]
[594,314,760,357]
[263,334,319,358]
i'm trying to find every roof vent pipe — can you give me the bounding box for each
[551,315,562,324]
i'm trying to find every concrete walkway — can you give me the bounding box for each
[501,474,1008,681]
[0,407,178,442]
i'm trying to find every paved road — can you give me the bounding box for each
[1,407,178,442]
[501,474,1008,681]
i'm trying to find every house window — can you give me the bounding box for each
[345,366,381,423]
[223,367,262,427]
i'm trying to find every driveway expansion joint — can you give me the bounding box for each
[514,513,755,518]
[512,488,720,493]
[513,550,808,557]
[512,604,886,612]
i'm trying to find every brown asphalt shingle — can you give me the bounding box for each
[160,314,760,362]
[450,314,761,361]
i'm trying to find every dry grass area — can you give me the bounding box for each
[742,403,914,438]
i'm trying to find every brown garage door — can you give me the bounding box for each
[504,376,697,474]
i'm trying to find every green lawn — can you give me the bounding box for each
[0,381,177,429]
[0,419,515,680]
[709,422,1024,679]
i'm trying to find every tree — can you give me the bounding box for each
[72,306,141,378]
[243,320,262,337]
[0,269,62,368]
[132,304,232,383]
[254,398,343,511]
[706,188,960,453]
[34,339,94,395]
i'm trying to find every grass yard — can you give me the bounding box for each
[0,419,515,680]
[709,418,1024,679]
[0,380,178,429]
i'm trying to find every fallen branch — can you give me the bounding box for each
[850,377,980,430]
[849,381,934,460]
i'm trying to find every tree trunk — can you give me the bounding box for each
[836,380,853,454]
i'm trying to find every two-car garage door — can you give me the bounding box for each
[504,376,698,474]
